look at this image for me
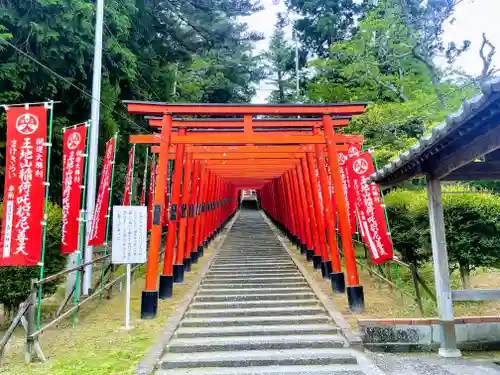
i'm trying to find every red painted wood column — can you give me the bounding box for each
[300,157,321,268]
[186,160,201,263]
[293,167,312,255]
[161,133,185,290]
[323,115,364,312]
[141,113,172,319]
[176,148,193,276]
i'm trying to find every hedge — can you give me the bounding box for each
[385,186,500,286]
[0,202,67,314]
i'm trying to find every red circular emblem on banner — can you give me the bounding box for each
[353,158,369,175]
[16,113,39,135]
[338,153,347,166]
[348,146,359,158]
[67,132,81,150]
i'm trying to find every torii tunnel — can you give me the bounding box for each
[124,102,368,319]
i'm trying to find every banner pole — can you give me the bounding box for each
[36,100,55,331]
[72,121,91,326]
[99,133,118,302]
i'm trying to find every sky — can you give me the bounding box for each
[244,0,500,103]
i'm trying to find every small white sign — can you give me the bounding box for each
[112,206,147,264]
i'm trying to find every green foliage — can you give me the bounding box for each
[385,188,500,281]
[0,202,67,313]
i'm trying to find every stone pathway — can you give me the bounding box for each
[156,209,384,374]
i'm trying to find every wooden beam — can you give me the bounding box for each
[148,118,349,128]
[150,145,341,153]
[441,161,500,181]
[451,289,500,301]
[125,101,367,116]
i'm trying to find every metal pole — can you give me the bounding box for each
[124,263,131,329]
[83,0,105,295]
[295,36,299,99]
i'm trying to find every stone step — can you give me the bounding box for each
[175,324,340,338]
[210,262,294,268]
[199,282,309,289]
[160,348,358,369]
[190,299,319,309]
[196,287,312,295]
[203,277,304,283]
[166,334,346,353]
[206,272,300,277]
[185,306,325,318]
[180,314,333,327]
[157,364,366,375]
[204,274,302,281]
[209,265,296,271]
[194,292,316,302]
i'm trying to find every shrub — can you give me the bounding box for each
[385,187,500,287]
[0,202,67,314]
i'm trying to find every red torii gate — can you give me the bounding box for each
[125,102,367,318]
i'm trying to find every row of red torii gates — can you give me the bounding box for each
[124,101,368,318]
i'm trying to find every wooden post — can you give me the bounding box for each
[426,177,461,357]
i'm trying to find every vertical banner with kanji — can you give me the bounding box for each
[338,146,359,235]
[0,106,47,266]
[61,125,88,254]
[147,156,157,231]
[123,146,135,206]
[140,149,149,206]
[349,152,393,264]
[88,137,116,246]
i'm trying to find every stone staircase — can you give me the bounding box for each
[157,209,384,375]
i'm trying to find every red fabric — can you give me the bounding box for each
[87,137,115,246]
[349,152,393,264]
[338,150,357,234]
[61,125,87,254]
[0,106,47,266]
[123,146,135,205]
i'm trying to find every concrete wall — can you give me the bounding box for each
[358,317,500,352]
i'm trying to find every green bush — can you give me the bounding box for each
[0,202,67,314]
[385,187,500,286]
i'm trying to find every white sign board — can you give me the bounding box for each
[112,206,147,264]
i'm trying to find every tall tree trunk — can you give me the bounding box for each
[277,70,285,103]
[459,262,470,289]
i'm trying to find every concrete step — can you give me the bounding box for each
[206,271,301,277]
[199,282,309,290]
[209,265,297,271]
[210,262,294,268]
[167,334,346,353]
[190,299,319,309]
[204,275,302,281]
[180,314,333,327]
[196,287,312,295]
[194,292,316,302]
[157,364,367,375]
[175,324,340,338]
[185,306,325,318]
[160,348,359,369]
[203,277,304,283]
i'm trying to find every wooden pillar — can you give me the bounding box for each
[141,113,172,319]
[322,115,363,312]
[426,177,461,358]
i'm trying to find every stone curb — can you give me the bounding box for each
[259,211,364,350]
[358,316,500,326]
[135,211,240,375]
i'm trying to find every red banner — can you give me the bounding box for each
[87,137,116,246]
[0,106,47,266]
[338,148,357,234]
[140,152,148,206]
[123,146,135,205]
[147,157,157,231]
[349,152,393,264]
[61,125,87,254]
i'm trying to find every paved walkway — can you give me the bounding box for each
[151,209,500,375]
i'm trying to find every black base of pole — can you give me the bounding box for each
[183,257,192,272]
[203,240,208,248]
[141,290,158,319]
[191,251,199,264]
[306,249,314,261]
[300,244,307,255]
[313,255,322,270]
[330,272,346,294]
[198,245,204,257]
[158,275,174,299]
[347,285,365,313]
[173,264,185,283]
[321,261,332,279]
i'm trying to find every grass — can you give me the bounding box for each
[1,246,214,375]
[282,237,500,332]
